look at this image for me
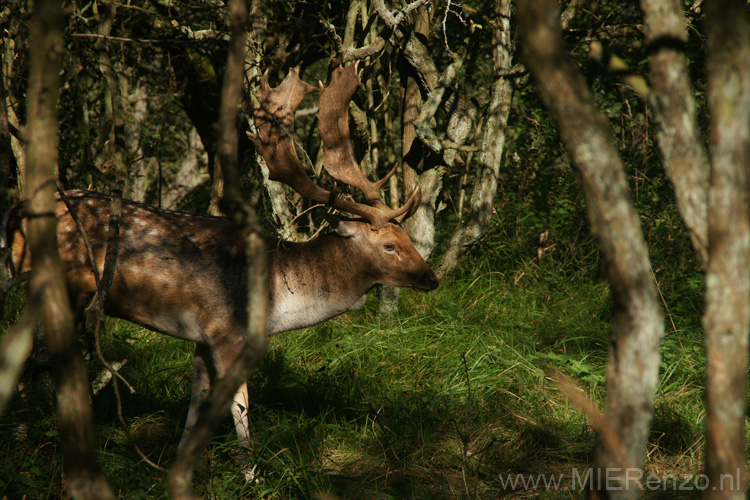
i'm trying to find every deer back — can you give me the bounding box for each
[5,191,250,342]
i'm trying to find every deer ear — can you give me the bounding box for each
[322,212,359,238]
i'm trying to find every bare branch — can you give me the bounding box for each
[0,308,35,417]
[343,0,430,65]
[414,50,479,156]
[373,0,430,29]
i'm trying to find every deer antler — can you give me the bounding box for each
[250,65,420,229]
[317,64,421,227]
[250,67,329,204]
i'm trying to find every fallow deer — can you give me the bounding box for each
[1,64,439,450]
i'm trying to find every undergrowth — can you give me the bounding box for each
[0,244,711,499]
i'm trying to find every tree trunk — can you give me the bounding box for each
[379,11,423,316]
[640,0,709,266]
[437,0,513,279]
[244,0,305,240]
[517,1,664,498]
[260,163,304,240]
[0,310,34,417]
[125,80,154,203]
[0,64,13,210]
[167,0,268,496]
[2,16,25,195]
[26,1,116,498]
[401,4,436,261]
[702,2,750,499]
[95,4,128,193]
[379,3,436,316]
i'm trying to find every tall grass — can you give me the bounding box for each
[0,245,709,498]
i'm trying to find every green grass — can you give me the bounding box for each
[0,257,709,499]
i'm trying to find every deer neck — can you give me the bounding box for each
[265,233,375,335]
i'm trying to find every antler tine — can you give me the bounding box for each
[392,185,421,224]
[374,164,399,191]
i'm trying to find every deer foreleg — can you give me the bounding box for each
[231,381,251,446]
[214,340,252,447]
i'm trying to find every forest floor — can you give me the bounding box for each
[0,248,717,499]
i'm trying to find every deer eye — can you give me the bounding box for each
[384,243,396,252]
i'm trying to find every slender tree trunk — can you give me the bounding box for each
[517,1,664,498]
[437,0,512,279]
[0,63,13,209]
[125,80,153,202]
[95,4,128,193]
[245,0,304,240]
[0,243,35,416]
[379,3,435,316]
[2,19,25,195]
[640,0,709,266]
[702,2,750,499]
[26,1,116,498]
[401,4,437,261]
[208,160,224,215]
[260,164,303,239]
[167,0,268,496]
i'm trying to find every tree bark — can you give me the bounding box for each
[702,2,750,499]
[640,0,709,266]
[160,128,210,210]
[517,1,664,498]
[124,80,154,203]
[2,14,25,196]
[245,0,305,240]
[0,308,34,417]
[25,0,116,498]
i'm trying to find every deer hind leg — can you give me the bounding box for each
[179,341,252,450]
[179,343,215,450]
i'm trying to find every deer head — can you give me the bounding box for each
[250,64,438,292]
